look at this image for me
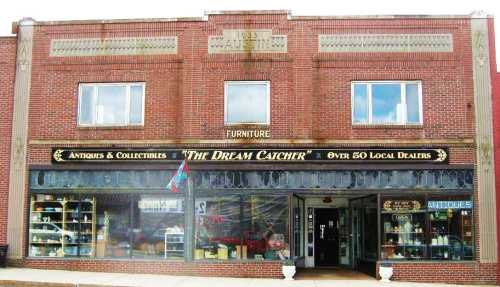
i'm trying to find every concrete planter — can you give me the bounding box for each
[282,265,296,280]
[379,266,393,282]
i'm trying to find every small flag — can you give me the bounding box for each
[167,160,190,192]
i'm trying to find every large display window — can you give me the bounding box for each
[29,192,289,261]
[132,196,185,259]
[195,195,289,261]
[29,193,184,259]
[380,194,473,261]
[29,193,96,258]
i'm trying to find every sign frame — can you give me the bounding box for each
[51,147,449,164]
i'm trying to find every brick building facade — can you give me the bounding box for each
[1,10,498,284]
[0,36,16,245]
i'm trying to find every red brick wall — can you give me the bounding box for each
[27,16,475,142]
[6,12,495,284]
[8,258,283,278]
[377,262,497,284]
[0,37,16,245]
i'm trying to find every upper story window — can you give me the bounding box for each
[352,81,422,125]
[78,83,145,127]
[224,81,270,125]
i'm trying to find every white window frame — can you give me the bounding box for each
[351,81,423,125]
[77,82,146,127]
[224,81,271,125]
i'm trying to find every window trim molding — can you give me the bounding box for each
[77,82,146,127]
[224,80,271,126]
[351,80,423,126]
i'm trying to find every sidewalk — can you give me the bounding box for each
[0,268,496,287]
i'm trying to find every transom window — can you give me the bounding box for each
[78,83,145,126]
[352,81,422,125]
[224,81,270,125]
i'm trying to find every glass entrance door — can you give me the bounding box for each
[350,195,378,276]
[292,196,305,259]
[350,200,362,269]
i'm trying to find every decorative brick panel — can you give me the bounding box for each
[318,34,453,52]
[50,37,178,57]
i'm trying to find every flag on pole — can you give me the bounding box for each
[167,160,190,192]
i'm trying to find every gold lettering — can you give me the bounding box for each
[211,150,223,160]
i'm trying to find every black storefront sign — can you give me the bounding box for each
[52,147,448,164]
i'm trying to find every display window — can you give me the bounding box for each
[29,193,96,258]
[380,194,473,261]
[29,193,185,259]
[195,195,289,260]
[427,194,473,260]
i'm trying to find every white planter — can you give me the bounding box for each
[379,266,393,282]
[282,265,296,280]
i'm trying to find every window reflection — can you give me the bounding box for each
[132,196,184,259]
[372,84,401,124]
[194,195,289,260]
[95,194,131,258]
[225,81,269,125]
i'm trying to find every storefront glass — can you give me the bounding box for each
[293,197,304,258]
[194,194,289,261]
[29,193,96,258]
[132,196,184,259]
[29,193,185,259]
[380,194,473,261]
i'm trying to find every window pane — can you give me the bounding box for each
[29,194,68,257]
[428,195,473,260]
[380,196,426,261]
[79,86,94,125]
[129,85,143,125]
[132,196,184,259]
[353,84,368,123]
[406,84,420,123]
[96,86,127,125]
[28,194,96,258]
[372,84,402,124]
[195,196,241,260]
[242,195,289,260]
[226,83,268,124]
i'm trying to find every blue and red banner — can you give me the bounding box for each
[167,160,190,192]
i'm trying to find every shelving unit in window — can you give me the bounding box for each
[29,194,96,258]
[429,211,452,260]
[63,197,96,257]
[29,195,65,257]
[380,199,426,260]
[164,231,184,259]
[427,199,474,261]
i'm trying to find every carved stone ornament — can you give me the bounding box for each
[208,29,287,54]
[50,37,178,57]
[319,34,453,53]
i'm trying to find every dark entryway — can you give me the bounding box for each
[314,208,339,266]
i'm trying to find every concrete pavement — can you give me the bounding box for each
[0,268,496,287]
